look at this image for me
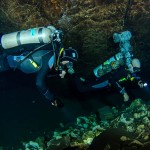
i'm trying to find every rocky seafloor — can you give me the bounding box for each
[8,98,149,150]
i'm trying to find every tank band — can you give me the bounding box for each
[38,28,44,43]
[17,32,21,45]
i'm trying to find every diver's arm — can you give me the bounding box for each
[36,53,64,108]
[36,52,55,102]
[36,63,54,101]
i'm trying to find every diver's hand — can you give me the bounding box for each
[59,70,66,78]
[51,99,64,108]
[51,100,58,107]
[123,92,129,102]
[138,80,144,88]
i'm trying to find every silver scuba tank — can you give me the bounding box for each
[1,26,56,49]
[93,52,124,78]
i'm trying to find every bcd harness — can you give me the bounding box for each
[14,43,50,70]
[55,47,64,71]
[14,39,65,71]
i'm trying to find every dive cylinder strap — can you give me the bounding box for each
[17,42,50,69]
[55,47,64,71]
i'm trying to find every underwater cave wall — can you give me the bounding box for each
[0,0,150,76]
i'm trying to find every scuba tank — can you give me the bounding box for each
[113,31,133,70]
[1,26,56,50]
[93,52,124,78]
[94,31,133,78]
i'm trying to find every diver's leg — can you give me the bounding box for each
[71,74,109,92]
[72,74,88,92]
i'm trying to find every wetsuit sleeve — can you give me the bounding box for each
[36,53,54,101]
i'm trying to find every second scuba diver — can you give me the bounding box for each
[70,31,145,102]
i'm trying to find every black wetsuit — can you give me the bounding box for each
[0,49,57,102]
[72,66,140,95]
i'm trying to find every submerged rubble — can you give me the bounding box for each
[20,98,150,150]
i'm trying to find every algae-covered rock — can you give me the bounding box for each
[47,135,71,150]
[24,141,42,150]
[128,99,144,110]
[20,98,149,150]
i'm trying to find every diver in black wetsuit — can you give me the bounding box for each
[71,31,145,102]
[72,58,144,102]
[0,26,78,108]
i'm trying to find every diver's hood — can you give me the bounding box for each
[60,47,78,63]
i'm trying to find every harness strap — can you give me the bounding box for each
[55,47,64,70]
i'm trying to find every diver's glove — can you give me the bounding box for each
[66,62,75,75]
[138,80,144,88]
[119,87,129,102]
[44,90,64,108]
[123,92,129,102]
[50,98,64,108]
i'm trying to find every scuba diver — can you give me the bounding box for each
[71,31,145,102]
[0,25,78,108]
